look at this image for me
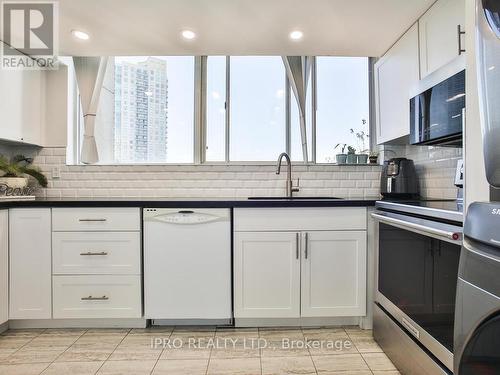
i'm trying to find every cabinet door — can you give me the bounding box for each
[234,232,300,318]
[0,211,8,325]
[419,0,465,78]
[0,43,43,145]
[375,23,420,144]
[9,209,51,319]
[301,231,367,317]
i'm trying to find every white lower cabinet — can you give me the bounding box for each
[234,230,367,319]
[301,231,367,317]
[9,209,52,319]
[52,232,141,275]
[234,207,368,320]
[51,207,142,320]
[234,232,301,318]
[0,211,8,325]
[53,275,141,319]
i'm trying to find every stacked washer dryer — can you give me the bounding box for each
[453,1,500,373]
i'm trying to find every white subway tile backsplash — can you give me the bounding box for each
[384,144,462,200]
[30,147,383,199]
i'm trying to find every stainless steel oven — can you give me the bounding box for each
[372,208,463,373]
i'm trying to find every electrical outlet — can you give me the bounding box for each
[52,167,61,179]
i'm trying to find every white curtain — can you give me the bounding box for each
[73,56,109,164]
[282,56,312,162]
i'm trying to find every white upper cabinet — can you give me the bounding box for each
[0,45,45,145]
[0,211,8,326]
[375,23,420,144]
[301,231,367,317]
[9,209,52,319]
[419,0,466,78]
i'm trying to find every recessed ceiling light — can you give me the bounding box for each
[181,30,196,40]
[71,29,90,40]
[289,30,303,41]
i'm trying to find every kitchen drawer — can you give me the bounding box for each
[234,207,367,231]
[53,275,142,319]
[52,232,141,275]
[52,208,140,232]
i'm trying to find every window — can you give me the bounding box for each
[92,56,194,164]
[75,56,370,164]
[315,57,369,163]
[206,56,227,162]
[229,56,286,161]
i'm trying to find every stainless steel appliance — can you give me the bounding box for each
[373,200,463,374]
[454,202,500,374]
[452,2,500,373]
[410,58,465,146]
[380,158,419,199]
[477,0,500,190]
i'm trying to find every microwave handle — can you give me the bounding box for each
[458,25,466,55]
[371,212,462,242]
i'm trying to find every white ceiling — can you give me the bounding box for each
[58,0,435,57]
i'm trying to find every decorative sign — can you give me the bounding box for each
[0,183,36,197]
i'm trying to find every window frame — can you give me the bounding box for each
[74,56,372,165]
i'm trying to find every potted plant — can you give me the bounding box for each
[369,151,379,164]
[350,127,369,164]
[0,155,48,189]
[346,146,357,164]
[334,143,348,164]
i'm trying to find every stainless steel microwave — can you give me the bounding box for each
[410,60,465,146]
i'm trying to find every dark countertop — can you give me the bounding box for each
[0,196,380,209]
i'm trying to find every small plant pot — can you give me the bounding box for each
[357,154,368,164]
[369,155,379,164]
[336,154,347,164]
[346,154,357,164]
[0,177,28,189]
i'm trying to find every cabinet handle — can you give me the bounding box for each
[80,251,108,256]
[457,25,466,55]
[78,218,107,222]
[304,232,309,259]
[81,295,109,301]
[296,233,299,259]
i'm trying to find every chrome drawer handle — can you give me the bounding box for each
[296,233,299,259]
[81,295,109,301]
[80,251,108,256]
[78,218,107,222]
[304,232,309,259]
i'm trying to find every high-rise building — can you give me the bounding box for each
[114,57,169,163]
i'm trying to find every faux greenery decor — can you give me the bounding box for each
[0,155,48,187]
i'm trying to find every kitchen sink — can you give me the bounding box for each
[248,196,341,200]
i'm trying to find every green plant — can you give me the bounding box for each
[0,155,48,187]
[350,119,370,154]
[347,146,356,154]
[334,143,348,154]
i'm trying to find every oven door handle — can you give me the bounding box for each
[371,212,462,242]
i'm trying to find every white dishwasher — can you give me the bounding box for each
[143,208,232,324]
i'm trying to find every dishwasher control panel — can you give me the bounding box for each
[143,208,230,225]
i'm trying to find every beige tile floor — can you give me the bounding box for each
[0,326,400,375]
